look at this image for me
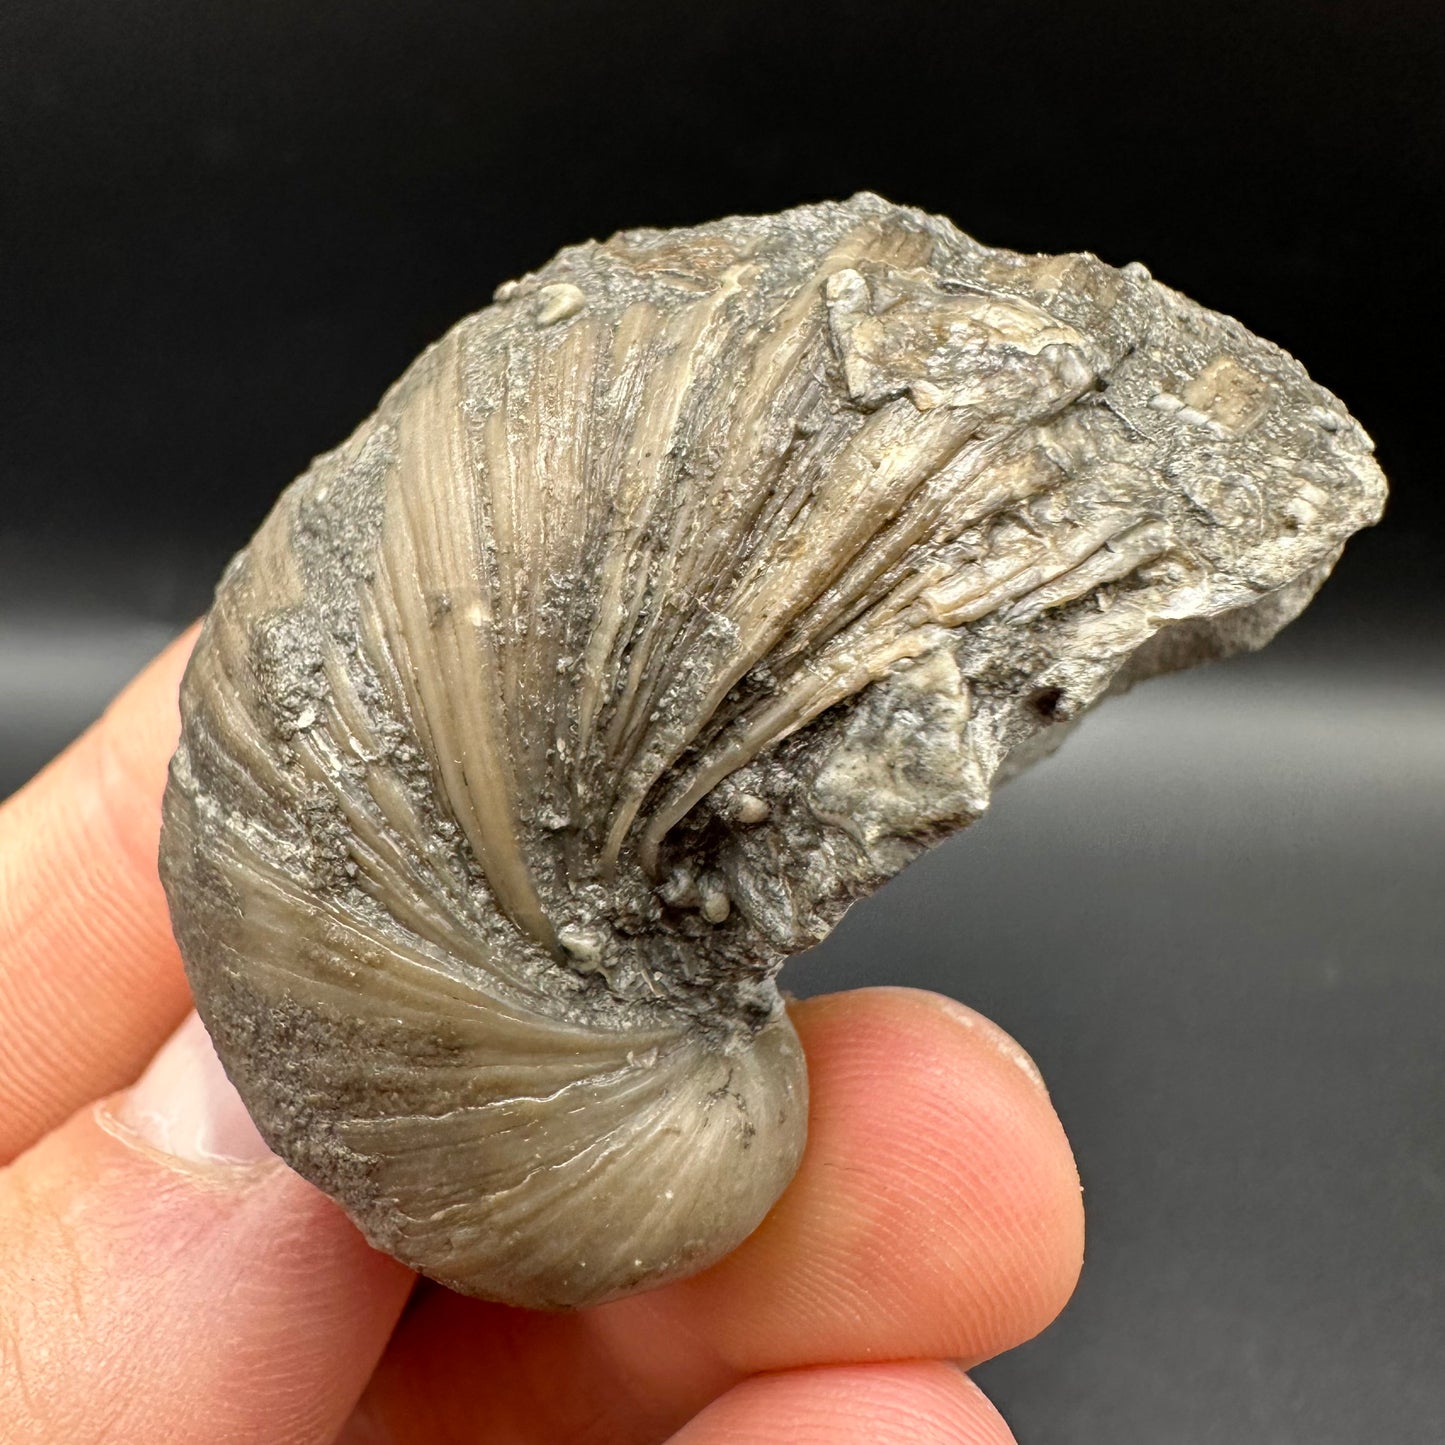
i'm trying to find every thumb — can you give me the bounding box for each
[0,1014,414,1445]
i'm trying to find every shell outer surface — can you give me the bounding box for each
[160,194,1386,1309]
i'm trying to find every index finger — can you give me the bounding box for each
[0,626,197,1161]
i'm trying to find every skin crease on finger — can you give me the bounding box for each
[346,988,1084,1445]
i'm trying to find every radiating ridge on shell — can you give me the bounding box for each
[159,193,1386,1308]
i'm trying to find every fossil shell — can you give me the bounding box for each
[160,194,1385,1308]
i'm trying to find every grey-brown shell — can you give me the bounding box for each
[160,193,1385,1309]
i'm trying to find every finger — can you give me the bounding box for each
[0,1013,413,1445]
[665,1362,1015,1445]
[347,986,1083,1445]
[0,625,197,1161]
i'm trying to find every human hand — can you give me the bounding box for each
[0,628,1083,1444]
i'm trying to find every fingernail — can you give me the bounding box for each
[116,1013,273,1165]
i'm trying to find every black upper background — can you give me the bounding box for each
[2,0,1441,611]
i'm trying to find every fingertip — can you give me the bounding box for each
[800,986,1084,1347]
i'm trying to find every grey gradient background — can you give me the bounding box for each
[2,1,1442,1440]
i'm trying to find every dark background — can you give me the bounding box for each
[2,2,1442,1441]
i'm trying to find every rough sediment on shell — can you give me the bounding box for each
[160,194,1386,1309]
